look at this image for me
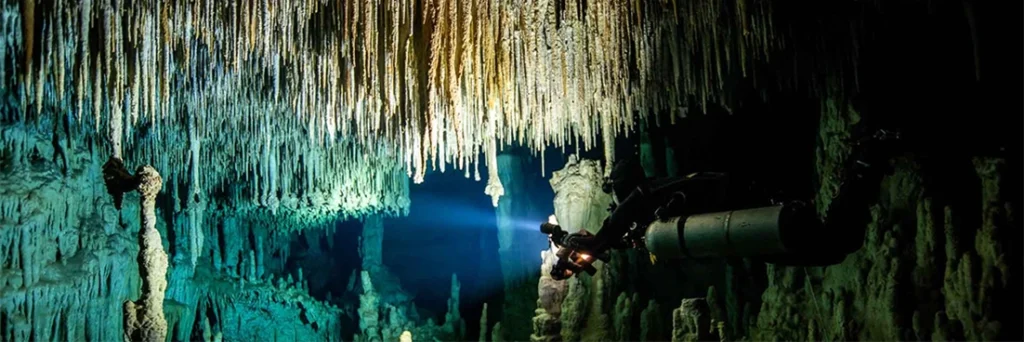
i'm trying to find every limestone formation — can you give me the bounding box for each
[358,271,382,342]
[549,155,613,235]
[356,270,469,342]
[103,158,168,342]
[640,300,665,342]
[443,274,465,337]
[0,125,345,342]
[613,292,635,341]
[531,243,567,342]
[671,298,713,342]
[0,2,1013,342]
[479,303,489,342]
[545,155,636,342]
[2,0,800,209]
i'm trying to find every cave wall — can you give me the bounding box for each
[0,124,141,341]
[0,123,346,341]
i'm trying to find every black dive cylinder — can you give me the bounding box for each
[644,202,825,261]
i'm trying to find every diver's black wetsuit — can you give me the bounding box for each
[559,129,897,269]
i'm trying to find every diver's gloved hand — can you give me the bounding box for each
[563,231,597,252]
[551,255,583,280]
[550,260,574,280]
[550,251,599,280]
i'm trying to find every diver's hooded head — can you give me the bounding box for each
[605,156,646,204]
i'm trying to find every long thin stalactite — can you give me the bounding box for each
[1,0,852,219]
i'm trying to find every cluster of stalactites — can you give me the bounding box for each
[4,0,783,208]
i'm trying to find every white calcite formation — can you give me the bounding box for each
[119,163,169,342]
[549,155,613,235]
[1,0,807,207]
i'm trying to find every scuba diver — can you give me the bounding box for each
[540,129,901,280]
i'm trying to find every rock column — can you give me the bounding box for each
[545,155,619,341]
[361,215,384,270]
[495,151,542,341]
[104,158,168,342]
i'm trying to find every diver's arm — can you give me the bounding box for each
[764,129,898,263]
[591,186,653,252]
[587,172,730,252]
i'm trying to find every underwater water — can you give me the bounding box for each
[0,0,1020,341]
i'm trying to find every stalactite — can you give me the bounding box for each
[483,115,504,206]
[21,0,34,112]
[0,0,836,221]
[35,22,46,116]
[92,55,102,132]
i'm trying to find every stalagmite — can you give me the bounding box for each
[671,298,713,342]
[445,274,464,337]
[640,300,664,341]
[255,237,265,278]
[102,158,168,342]
[248,251,257,282]
[545,155,638,342]
[358,271,382,341]
[479,303,489,342]
[531,241,568,342]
